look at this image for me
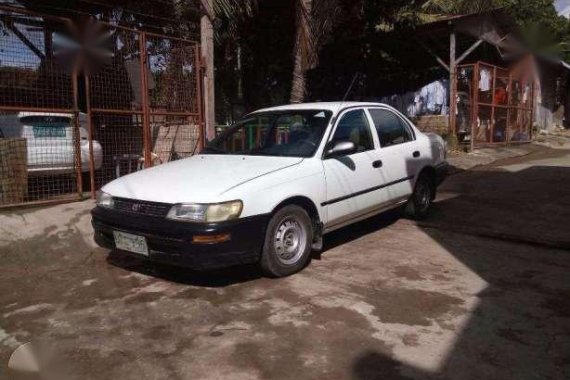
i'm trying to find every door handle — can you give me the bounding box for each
[413,151,421,158]
[372,160,383,168]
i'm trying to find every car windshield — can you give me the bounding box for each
[203,110,332,157]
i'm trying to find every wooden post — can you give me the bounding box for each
[490,66,497,143]
[140,32,152,167]
[449,30,457,139]
[84,72,97,199]
[471,63,479,152]
[201,0,215,143]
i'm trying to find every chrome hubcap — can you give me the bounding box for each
[274,217,306,265]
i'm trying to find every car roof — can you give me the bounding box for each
[252,102,391,114]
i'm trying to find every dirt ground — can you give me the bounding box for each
[0,146,569,380]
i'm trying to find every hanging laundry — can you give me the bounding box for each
[479,68,491,92]
[379,79,449,118]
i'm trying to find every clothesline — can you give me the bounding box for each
[380,79,449,118]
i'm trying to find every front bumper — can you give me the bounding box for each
[91,206,269,270]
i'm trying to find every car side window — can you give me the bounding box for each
[368,109,413,148]
[331,109,374,152]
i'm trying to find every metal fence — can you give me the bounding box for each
[0,5,202,207]
[456,61,533,149]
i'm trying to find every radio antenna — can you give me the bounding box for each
[342,72,360,101]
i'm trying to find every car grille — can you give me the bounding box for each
[113,198,172,218]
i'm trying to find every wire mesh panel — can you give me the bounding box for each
[0,8,203,205]
[86,24,145,190]
[0,7,81,207]
[508,76,533,143]
[508,107,532,142]
[150,114,201,165]
[457,64,475,144]
[463,62,534,148]
[144,34,203,169]
[0,8,75,110]
[88,26,145,113]
[145,34,200,115]
[90,113,144,189]
[0,111,83,205]
[475,63,495,144]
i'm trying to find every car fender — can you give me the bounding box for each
[221,158,327,222]
[411,133,447,189]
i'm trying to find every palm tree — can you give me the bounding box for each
[290,0,341,103]
[212,0,341,104]
[420,0,504,17]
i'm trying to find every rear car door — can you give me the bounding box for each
[366,107,421,202]
[322,108,389,227]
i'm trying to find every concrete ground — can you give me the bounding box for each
[1,146,569,379]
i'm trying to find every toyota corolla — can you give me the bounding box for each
[91,102,447,277]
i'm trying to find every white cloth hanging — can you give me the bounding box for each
[479,69,491,92]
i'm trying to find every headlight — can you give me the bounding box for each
[96,191,114,208]
[166,200,243,223]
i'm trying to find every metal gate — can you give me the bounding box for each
[456,61,534,149]
[0,5,203,207]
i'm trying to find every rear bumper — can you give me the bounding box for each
[91,206,269,270]
[435,162,449,186]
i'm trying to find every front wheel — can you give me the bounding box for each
[260,205,313,277]
[404,173,434,220]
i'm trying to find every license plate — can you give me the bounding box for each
[113,231,149,256]
[33,126,67,138]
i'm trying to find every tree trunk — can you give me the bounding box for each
[290,42,306,103]
[202,4,216,141]
[290,0,313,104]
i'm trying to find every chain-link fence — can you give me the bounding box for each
[0,6,81,206]
[0,5,202,208]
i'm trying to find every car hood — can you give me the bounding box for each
[102,154,303,204]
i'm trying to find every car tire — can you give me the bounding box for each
[260,205,313,278]
[404,172,434,220]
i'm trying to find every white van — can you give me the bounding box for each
[0,112,103,175]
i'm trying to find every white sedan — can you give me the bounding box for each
[92,102,447,277]
[0,112,102,175]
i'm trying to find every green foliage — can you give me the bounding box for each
[416,0,570,60]
[421,0,503,15]
[210,0,570,122]
[505,0,570,60]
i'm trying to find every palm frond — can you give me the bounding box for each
[212,0,257,20]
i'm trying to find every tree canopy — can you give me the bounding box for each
[213,0,570,122]
[9,0,568,122]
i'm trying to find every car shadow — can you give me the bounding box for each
[106,252,263,287]
[314,208,402,259]
[349,149,570,379]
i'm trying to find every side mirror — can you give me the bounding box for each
[326,140,357,158]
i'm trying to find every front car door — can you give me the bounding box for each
[322,108,388,229]
[366,107,420,202]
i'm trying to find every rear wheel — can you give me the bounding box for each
[404,173,434,220]
[260,205,313,277]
